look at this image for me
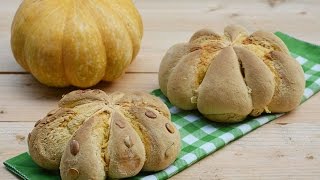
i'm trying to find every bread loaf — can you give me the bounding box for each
[28,90,180,179]
[159,25,305,123]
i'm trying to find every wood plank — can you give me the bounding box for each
[0,122,34,180]
[172,121,320,179]
[0,72,319,123]
[0,73,158,122]
[1,0,319,73]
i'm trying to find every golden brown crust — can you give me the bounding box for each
[59,89,108,108]
[28,108,77,170]
[107,111,146,178]
[159,25,305,123]
[166,50,201,110]
[158,43,196,96]
[60,113,108,180]
[248,31,289,54]
[112,91,170,118]
[267,51,305,112]
[234,46,275,116]
[197,47,252,122]
[189,28,221,42]
[224,24,248,42]
[127,106,180,171]
[28,90,180,179]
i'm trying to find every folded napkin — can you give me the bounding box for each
[4,32,320,180]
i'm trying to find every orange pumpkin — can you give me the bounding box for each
[11,0,143,87]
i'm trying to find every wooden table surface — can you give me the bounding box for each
[1,0,320,179]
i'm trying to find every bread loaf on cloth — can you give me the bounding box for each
[27,90,180,179]
[159,25,305,123]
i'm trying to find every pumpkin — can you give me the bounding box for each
[159,25,305,123]
[11,0,143,87]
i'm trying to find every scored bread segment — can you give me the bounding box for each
[224,24,248,43]
[197,46,252,122]
[59,89,108,108]
[166,50,202,110]
[266,51,305,112]
[246,31,290,54]
[107,110,146,178]
[158,43,196,96]
[124,106,180,171]
[114,91,180,171]
[112,91,170,118]
[60,112,110,180]
[189,28,221,42]
[28,101,106,169]
[28,108,76,170]
[233,46,275,116]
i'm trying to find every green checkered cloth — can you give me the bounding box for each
[4,32,320,180]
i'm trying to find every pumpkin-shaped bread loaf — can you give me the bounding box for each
[159,25,305,123]
[11,0,143,87]
[28,90,180,179]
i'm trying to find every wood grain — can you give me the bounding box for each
[0,0,319,179]
[0,73,158,122]
[172,121,320,180]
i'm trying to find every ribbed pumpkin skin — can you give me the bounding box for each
[11,0,143,87]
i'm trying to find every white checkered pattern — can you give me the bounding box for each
[304,88,314,98]
[164,165,178,174]
[200,143,216,153]
[201,125,217,134]
[296,56,307,64]
[184,114,200,122]
[237,124,252,134]
[219,133,235,143]
[183,134,198,144]
[181,153,197,164]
